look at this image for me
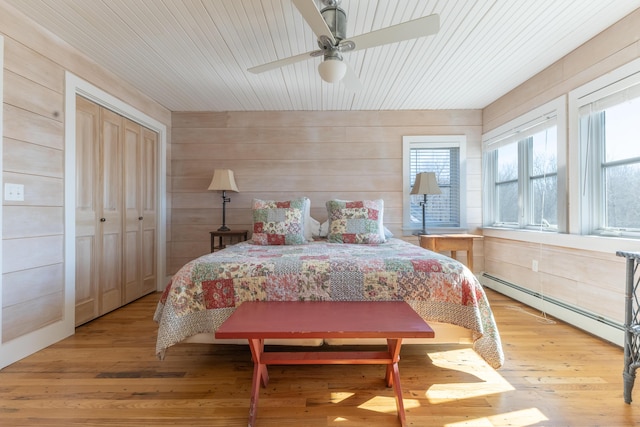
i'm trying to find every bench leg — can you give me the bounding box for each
[385,339,401,386]
[248,338,269,387]
[386,339,407,426]
[247,339,269,427]
[249,362,261,427]
[390,361,406,426]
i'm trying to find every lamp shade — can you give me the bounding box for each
[208,169,239,192]
[410,172,441,196]
[318,58,347,83]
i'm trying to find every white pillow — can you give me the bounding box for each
[319,220,330,237]
[301,197,320,241]
[305,215,320,241]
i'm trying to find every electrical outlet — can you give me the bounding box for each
[532,259,539,272]
[4,183,24,201]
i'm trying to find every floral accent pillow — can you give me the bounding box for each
[252,197,309,245]
[326,199,386,244]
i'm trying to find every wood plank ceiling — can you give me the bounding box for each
[4,0,638,112]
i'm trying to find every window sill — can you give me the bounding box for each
[402,227,467,237]
[482,227,640,254]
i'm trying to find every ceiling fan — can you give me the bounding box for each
[248,0,440,91]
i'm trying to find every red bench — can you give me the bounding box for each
[216,301,435,426]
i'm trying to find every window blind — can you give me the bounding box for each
[410,147,460,227]
[578,80,640,116]
[484,115,557,151]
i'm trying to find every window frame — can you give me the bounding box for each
[482,96,567,232]
[0,35,4,364]
[489,140,521,227]
[570,60,640,237]
[402,135,467,234]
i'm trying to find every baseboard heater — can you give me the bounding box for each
[479,273,624,347]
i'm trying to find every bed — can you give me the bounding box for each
[154,237,504,369]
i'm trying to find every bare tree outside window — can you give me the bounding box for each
[602,98,640,231]
[487,126,558,229]
[529,128,558,229]
[495,143,518,224]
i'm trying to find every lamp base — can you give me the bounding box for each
[412,230,429,236]
[217,225,231,232]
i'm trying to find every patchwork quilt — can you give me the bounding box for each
[154,238,504,368]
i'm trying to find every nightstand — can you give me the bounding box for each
[210,230,248,252]
[419,234,482,272]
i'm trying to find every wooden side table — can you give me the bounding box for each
[419,233,482,271]
[210,230,248,252]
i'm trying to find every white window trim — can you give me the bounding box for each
[0,35,5,366]
[568,57,640,235]
[482,96,567,232]
[402,135,467,234]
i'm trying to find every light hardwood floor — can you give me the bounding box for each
[0,289,637,426]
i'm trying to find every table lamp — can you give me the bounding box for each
[208,169,239,231]
[410,171,441,235]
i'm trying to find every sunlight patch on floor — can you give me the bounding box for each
[330,392,355,403]
[426,348,514,403]
[357,395,421,414]
[445,408,548,427]
[524,375,607,384]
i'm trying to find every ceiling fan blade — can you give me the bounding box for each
[248,50,319,74]
[292,0,336,44]
[341,61,362,92]
[348,14,439,52]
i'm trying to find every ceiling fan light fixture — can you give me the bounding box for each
[318,57,347,83]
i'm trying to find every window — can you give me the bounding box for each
[402,136,466,232]
[482,97,565,231]
[529,130,558,228]
[494,142,519,225]
[0,35,4,358]
[578,83,640,235]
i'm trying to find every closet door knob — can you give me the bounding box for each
[138,216,143,220]
[100,218,106,222]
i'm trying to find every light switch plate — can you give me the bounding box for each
[5,183,25,201]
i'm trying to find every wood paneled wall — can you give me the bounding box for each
[2,36,66,343]
[484,237,626,323]
[170,110,483,274]
[480,8,640,325]
[483,8,640,133]
[1,0,170,353]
